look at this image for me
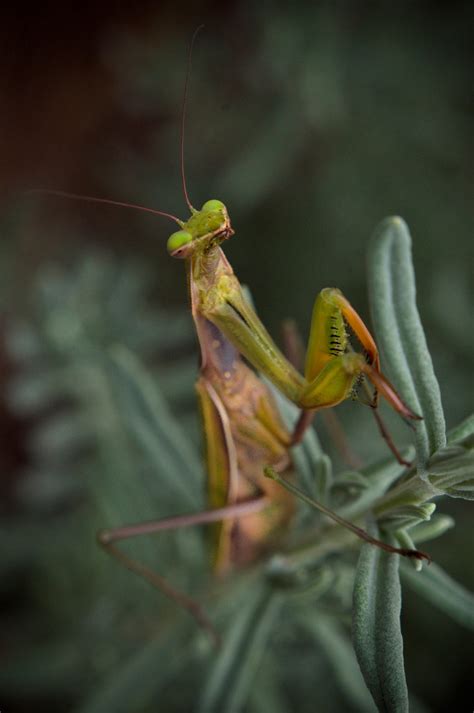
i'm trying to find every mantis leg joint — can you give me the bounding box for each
[97,528,113,546]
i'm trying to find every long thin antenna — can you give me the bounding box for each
[180,24,204,213]
[27,189,182,225]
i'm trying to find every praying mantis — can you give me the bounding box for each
[36,34,429,639]
[93,191,428,639]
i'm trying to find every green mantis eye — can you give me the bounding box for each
[201,199,225,213]
[167,230,193,254]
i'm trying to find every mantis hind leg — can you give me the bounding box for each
[97,497,269,646]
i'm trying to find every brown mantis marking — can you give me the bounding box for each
[33,30,430,641]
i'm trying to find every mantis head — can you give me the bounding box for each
[167,199,234,259]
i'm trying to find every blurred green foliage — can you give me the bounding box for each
[1,3,472,712]
[1,233,472,712]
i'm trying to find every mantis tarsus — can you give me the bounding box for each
[36,34,430,640]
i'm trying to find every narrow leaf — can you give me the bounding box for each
[442,481,474,500]
[378,502,436,533]
[401,561,474,631]
[340,453,412,521]
[198,581,281,713]
[302,616,377,713]
[105,346,202,505]
[395,530,423,572]
[409,513,454,543]
[427,442,474,500]
[352,523,408,712]
[368,217,446,465]
[76,624,193,713]
[248,660,287,713]
[447,413,474,445]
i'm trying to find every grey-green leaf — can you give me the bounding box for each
[340,453,412,521]
[427,442,474,500]
[198,581,281,713]
[352,524,408,712]
[368,217,446,466]
[76,626,195,713]
[408,513,455,543]
[401,562,474,631]
[105,345,202,506]
[447,413,474,445]
[302,616,377,713]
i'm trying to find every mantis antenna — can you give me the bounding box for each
[26,189,181,224]
[27,26,207,225]
[179,24,205,213]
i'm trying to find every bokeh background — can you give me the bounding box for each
[1,2,472,712]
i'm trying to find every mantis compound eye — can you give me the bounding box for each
[201,199,226,213]
[167,230,193,255]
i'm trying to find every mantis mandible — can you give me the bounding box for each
[35,32,428,640]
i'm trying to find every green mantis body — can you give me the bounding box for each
[161,200,421,568]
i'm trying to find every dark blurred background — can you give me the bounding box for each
[0,2,472,712]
